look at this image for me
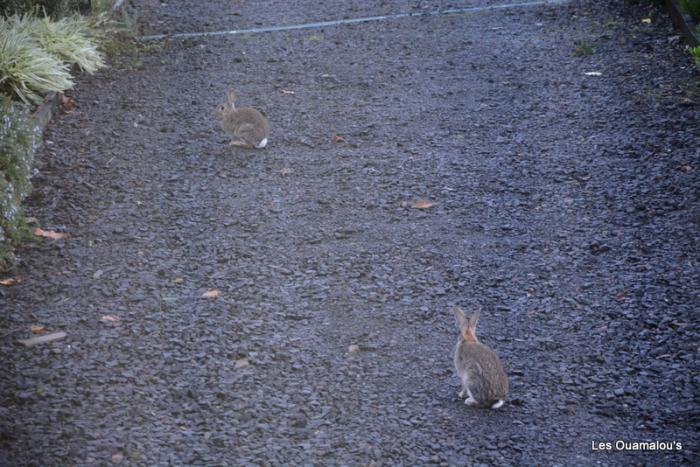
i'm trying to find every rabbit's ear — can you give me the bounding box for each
[453,306,468,331]
[468,307,482,335]
[227,89,237,104]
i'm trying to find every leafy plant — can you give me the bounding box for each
[0,13,105,103]
[7,13,105,73]
[691,46,700,69]
[0,26,73,103]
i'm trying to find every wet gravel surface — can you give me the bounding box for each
[1,0,699,464]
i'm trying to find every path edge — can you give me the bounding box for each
[666,0,700,46]
[32,92,61,133]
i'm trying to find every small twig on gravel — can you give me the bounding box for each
[17,332,67,347]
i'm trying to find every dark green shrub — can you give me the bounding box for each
[680,0,700,22]
[0,93,39,267]
[2,0,91,18]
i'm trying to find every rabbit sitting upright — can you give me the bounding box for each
[453,306,509,409]
[213,89,269,149]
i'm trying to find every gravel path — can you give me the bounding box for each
[1,0,698,464]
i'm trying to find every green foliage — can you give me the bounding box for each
[691,46,700,69]
[0,93,39,268]
[679,0,700,22]
[0,13,105,103]
[1,0,91,18]
[0,25,73,103]
[8,13,105,73]
[573,40,595,57]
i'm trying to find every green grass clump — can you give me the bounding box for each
[8,14,105,73]
[0,13,105,103]
[0,26,73,103]
[0,93,39,268]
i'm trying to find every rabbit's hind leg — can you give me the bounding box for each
[463,388,478,406]
[230,139,253,148]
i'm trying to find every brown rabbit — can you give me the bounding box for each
[453,306,509,409]
[212,89,269,149]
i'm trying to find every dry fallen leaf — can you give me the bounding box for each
[334,134,346,143]
[402,199,435,209]
[281,168,293,176]
[615,290,629,302]
[681,165,693,172]
[412,199,435,209]
[641,17,651,24]
[280,89,295,95]
[60,94,75,111]
[584,71,602,77]
[101,315,120,323]
[0,275,23,286]
[34,228,69,240]
[173,277,184,284]
[30,325,45,334]
[17,331,66,347]
[202,289,221,298]
[348,344,360,353]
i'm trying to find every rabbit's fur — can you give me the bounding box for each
[453,306,509,409]
[213,89,269,149]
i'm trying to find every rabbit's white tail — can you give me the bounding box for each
[491,400,505,409]
[256,138,268,148]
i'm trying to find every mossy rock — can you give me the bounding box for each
[0,94,39,268]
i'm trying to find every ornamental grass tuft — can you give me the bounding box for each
[7,13,104,73]
[0,25,73,103]
[0,13,104,103]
